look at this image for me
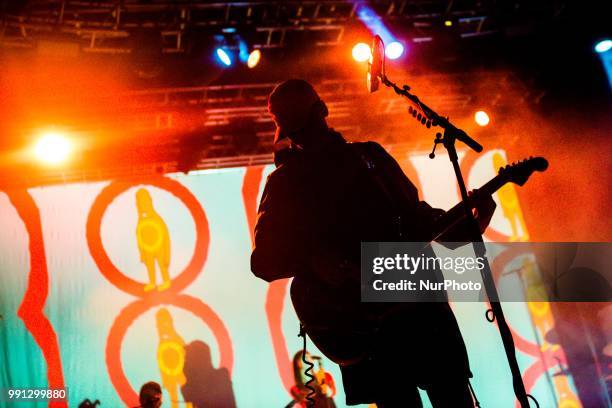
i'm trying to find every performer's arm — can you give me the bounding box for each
[365,142,441,239]
[366,141,495,240]
[434,190,496,241]
[251,171,307,282]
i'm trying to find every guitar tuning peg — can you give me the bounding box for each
[426,120,432,128]
[421,117,427,125]
[412,109,418,117]
[417,113,422,121]
[408,106,414,114]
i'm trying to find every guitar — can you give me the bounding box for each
[291,156,549,365]
[433,156,548,240]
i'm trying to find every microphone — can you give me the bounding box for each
[367,35,385,93]
[452,127,483,153]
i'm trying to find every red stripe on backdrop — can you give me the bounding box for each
[241,166,294,394]
[265,279,293,393]
[6,189,66,408]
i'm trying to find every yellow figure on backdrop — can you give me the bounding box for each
[523,258,553,337]
[156,308,187,408]
[492,153,529,241]
[136,188,171,292]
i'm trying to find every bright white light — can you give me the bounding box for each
[216,48,232,66]
[594,39,612,54]
[352,43,371,62]
[247,49,261,68]
[474,110,490,126]
[385,41,404,60]
[34,132,72,165]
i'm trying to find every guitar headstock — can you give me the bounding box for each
[498,156,549,186]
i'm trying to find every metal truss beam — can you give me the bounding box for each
[1,0,496,53]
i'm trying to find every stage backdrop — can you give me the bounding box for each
[0,149,581,408]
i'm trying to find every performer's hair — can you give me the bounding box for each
[269,79,317,105]
[269,79,328,117]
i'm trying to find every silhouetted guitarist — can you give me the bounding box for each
[251,79,497,407]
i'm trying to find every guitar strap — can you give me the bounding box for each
[350,143,408,239]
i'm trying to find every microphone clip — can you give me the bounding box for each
[429,132,443,159]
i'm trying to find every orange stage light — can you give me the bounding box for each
[474,110,490,126]
[247,49,261,68]
[352,43,371,62]
[34,131,73,165]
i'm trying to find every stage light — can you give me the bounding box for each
[34,131,72,165]
[474,110,490,126]
[444,20,453,27]
[352,43,371,62]
[595,39,612,89]
[247,49,261,68]
[385,41,404,60]
[594,39,612,53]
[238,39,250,63]
[216,48,232,66]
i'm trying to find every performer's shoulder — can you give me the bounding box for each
[264,161,294,186]
[348,140,387,155]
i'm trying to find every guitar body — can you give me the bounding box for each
[290,274,382,366]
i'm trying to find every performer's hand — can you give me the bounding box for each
[273,138,294,167]
[470,189,496,233]
[273,136,291,151]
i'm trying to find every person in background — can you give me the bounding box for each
[289,350,337,408]
[139,381,162,408]
[77,399,100,408]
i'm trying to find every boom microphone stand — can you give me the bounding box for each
[368,36,533,408]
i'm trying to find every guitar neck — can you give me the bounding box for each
[434,174,507,236]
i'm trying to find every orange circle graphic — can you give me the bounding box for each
[86,177,209,297]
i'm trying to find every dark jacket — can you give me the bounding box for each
[251,132,471,404]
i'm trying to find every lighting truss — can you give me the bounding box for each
[1,1,499,53]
